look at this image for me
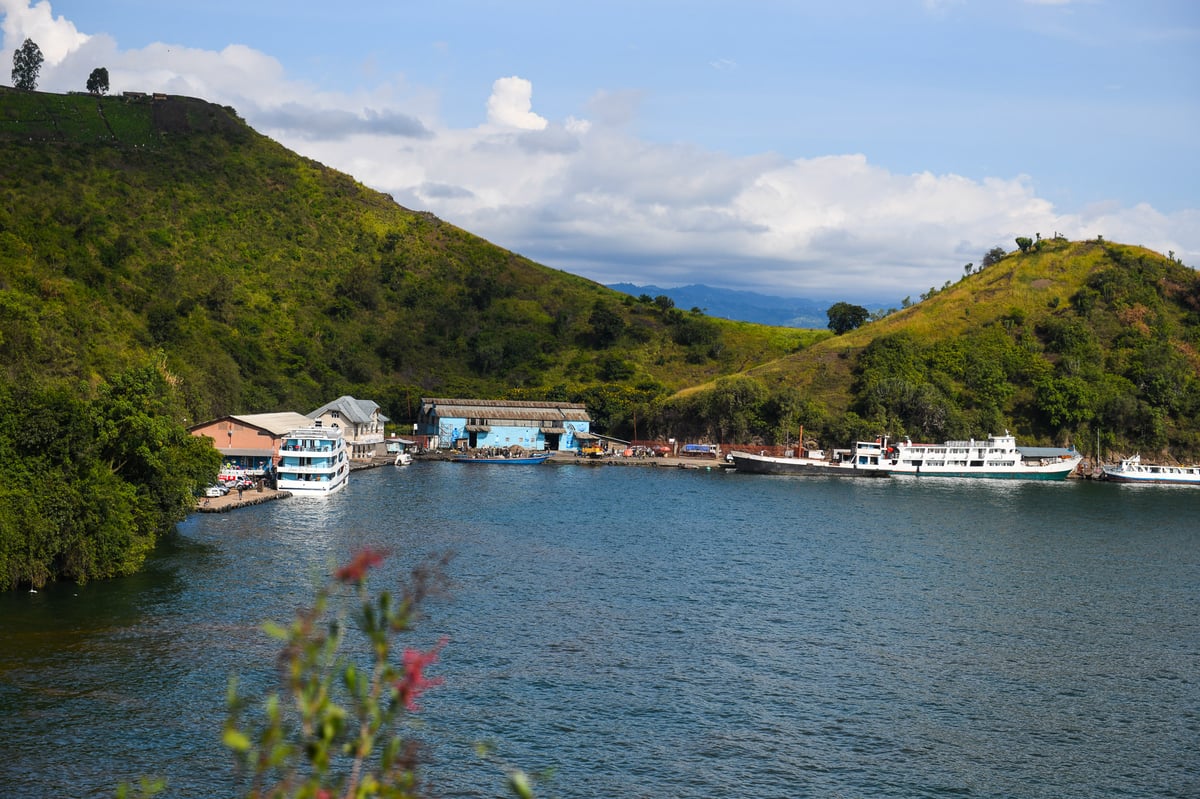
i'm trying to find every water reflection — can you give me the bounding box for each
[1,464,1197,798]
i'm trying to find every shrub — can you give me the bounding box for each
[118,550,540,799]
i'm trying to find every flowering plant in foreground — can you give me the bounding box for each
[217,548,538,799]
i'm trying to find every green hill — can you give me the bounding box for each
[2,86,1198,588]
[666,237,1200,458]
[0,87,811,427]
[0,86,821,588]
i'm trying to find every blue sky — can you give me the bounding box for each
[4,0,1198,302]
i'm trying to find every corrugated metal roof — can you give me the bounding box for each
[420,397,591,422]
[227,412,314,436]
[309,395,386,425]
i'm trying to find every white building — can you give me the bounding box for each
[308,395,389,460]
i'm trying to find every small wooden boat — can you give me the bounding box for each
[451,451,552,465]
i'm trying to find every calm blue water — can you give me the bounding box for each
[1,463,1197,798]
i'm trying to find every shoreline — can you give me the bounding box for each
[196,447,1101,515]
[195,487,291,513]
[195,453,730,513]
[420,449,730,471]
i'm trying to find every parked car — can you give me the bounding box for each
[204,484,228,498]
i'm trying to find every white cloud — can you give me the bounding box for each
[4,0,1197,303]
[1,0,87,63]
[255,102,431,140]
[486,76,547,130]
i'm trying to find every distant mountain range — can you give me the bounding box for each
[608,283,865,328]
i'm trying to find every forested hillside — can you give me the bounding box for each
[664,238,1200,459]
[2,86,1198,588]
[0,87,810,588]
[0,88,811,425]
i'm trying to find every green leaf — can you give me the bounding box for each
[222,727,251,752]
[508,770,535,799]
[262,621,289,640]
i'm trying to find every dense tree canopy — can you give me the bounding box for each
[827,302,870,335]
[11,38,42,90]
[981,246,1007,268]
[0,366,220,589]
[86,67,110,95]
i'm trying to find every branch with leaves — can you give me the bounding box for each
[219,549,538,799]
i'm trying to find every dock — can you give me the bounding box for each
[195,487,290,513]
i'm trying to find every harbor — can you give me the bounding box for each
[195,442,1197,516]
[7,463,1196,799]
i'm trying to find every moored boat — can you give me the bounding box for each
[1101,454,1200,485]
[852,432,1081,480]
[727,449,889,478]
[451,450,552,465]
[276,426,349,494]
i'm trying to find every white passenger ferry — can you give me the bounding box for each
[276,426,349,494]
[851,432,1081,480]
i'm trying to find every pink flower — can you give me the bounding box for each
[396,637,448,711]
[334,547,389,583]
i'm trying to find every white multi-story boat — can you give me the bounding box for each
[851,432,1081,480]
[1101,454,1200,485]
[276,426,349,494]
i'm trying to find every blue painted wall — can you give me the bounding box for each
[432,416,590,451]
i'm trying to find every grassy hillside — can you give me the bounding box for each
[1,87,1197,458]
[668,237,1200,458]
[740,237,1120,405]
[2,88,1198,588]
[0,87,809,430]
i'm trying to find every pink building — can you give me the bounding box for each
[188,412,312,477]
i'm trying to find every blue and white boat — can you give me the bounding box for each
[451,451,552,465]
[276,426,349,494]
[1101,454,1200,485]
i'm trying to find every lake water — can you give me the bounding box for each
[1,463,1197,798]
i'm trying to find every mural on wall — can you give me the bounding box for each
[439,421,461,447]
[429,414,586,452]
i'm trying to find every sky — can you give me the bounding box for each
[3,0,1198,303]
